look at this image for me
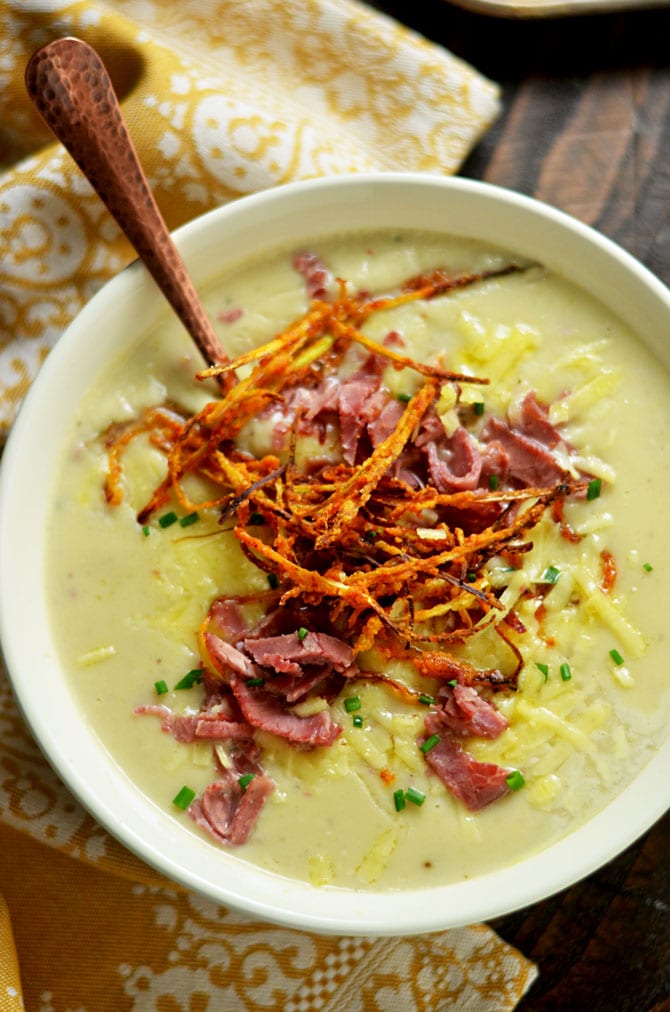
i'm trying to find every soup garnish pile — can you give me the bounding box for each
[49,232,668,888]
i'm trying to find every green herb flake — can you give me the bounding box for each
[446,679,458,688]
[643,562,653,573]
[586,477,602,501]
[174,668,204,690]
[267,573,279,589]
[172,785,196,810]
[343,696,361,713]
[238,773,255,792]
[473,401,485,416]
[488,473,499,491]
[397,392,412,403]
[154,679,169,696]
[405,786,426,807]
[179,511,199,528]
[418,693,435,706]
[142,525,151,537]
[158,510,179,529]
[505,770,525,791]
[420,734,440,755]
[609,648,625,666]
[535,662,549,681]
[297,626,309,641]
[352,714,363,728]
[393,789,406,812]
[246,677,265,687]
[559,662,572,682]
[540,565,561,585]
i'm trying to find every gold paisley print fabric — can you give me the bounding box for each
[0,2,538,1008]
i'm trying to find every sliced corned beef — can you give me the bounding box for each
[189,769,274,846]
[337,364,385,465]
[134,702,251,743]
[293,250,333,300]
[479,440,510,486]
[517,391,561,447]
[482,416,566,487]
[134,704,197,743]
[425,427,482,492]
[428,685,509,740]
[194,716,254,740]
[207,597,249,644]
[367,397,405,448]
[413,409,446,449]
[422,734,510,811]
[230,674,342,747]
[242,630,356,676]
[204,632,259,680]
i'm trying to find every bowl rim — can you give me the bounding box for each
[1,172,669,936]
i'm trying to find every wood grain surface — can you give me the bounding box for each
[371,3,670,1008]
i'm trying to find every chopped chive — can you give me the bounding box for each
[466,570,477,583]
[158,510,178,529]
[540,565,561,584]
[488,473,499,491]
[142,524,151,537]
[297,627,309,641]
[267,573,279,589]
[559,662,572,682]
[238,773,255,791]
[352,714,363,728]
[179,511,199,528]
[418,693,435,706]
[609,648,625,666]
[154,679,169,695]
[535,662,549,681]
[248,512,265,525]
[473,401,485,416]
[446,679,458,688]
[586,477,602,501]
[344,696,361,713]
[173,785,196,810]
[643,562,653,573]
[174,668,204,690]
[505,770,525,791]
[246,677,265,687]
[397,392,412,403]
[420,734,440,754]
[405,786,426,807]
[393,789,406,812]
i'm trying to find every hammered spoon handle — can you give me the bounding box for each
[25,37,227,370]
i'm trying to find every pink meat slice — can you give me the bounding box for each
[292,250,333,300]
[134,703,251,743]
[242,630,356,676]
[422,734,510,811]
[482,416,565,487]
[430,685,509,740]
[230,674,342,747]
[189,769,274,846]
[425,427,482,492]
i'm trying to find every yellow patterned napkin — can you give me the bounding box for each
[0,2,538,1008]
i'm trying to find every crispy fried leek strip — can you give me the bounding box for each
[235,527,400,631]
[310,380,439,547]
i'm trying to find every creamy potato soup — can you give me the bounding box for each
[48,231,670,890]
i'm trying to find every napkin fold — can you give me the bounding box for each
[0,2,538,1008]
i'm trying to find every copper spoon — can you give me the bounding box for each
[25,37,227,371]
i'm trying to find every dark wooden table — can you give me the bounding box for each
[370,2,670,1008]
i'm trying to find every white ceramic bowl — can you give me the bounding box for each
[1,174,669,936]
